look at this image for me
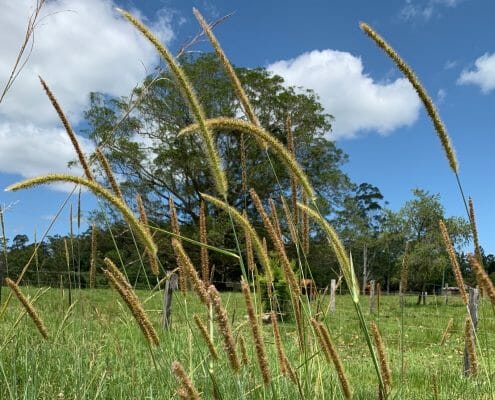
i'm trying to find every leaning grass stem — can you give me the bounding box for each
[103,267,159,346]
[118,8,227,197]
[241,279,271,385]
[439,220,468,306]
[469,254,495,306]
[171,239,209,305]
[440,318,454,346]
[193,314,218,360]
[468,198,483,266]
[95,147,123,200]
[208,285,241,373]
[201,193,271,282]
[171,361,202,400]
[360,22,458,174]
[193,8,260,128]
[180,118,315,200]
[39,76,94,181]
[311,318,353,399]
[371,321,392,396]
[199,200,210,284]
[5,278,48,339]
[6,174,157,255]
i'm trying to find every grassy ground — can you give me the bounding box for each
[0,286,494,399]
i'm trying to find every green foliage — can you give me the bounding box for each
[83,53,351,280]
[257,255,295,317]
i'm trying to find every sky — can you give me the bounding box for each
[0,0,493,253]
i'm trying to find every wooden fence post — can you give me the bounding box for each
[163,272,178,329]
[329,279,336,313]
[463,287,479,376]
[369,280,376,314]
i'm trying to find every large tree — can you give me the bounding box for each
[397,189,470,302]
[83,53,353,279]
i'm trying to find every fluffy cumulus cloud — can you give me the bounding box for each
[268,50,421,139]
[0,0,174,188]
[457,53,495,93]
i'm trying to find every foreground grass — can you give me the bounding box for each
[1,287,494,399]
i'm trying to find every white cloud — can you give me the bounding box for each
[267,50,421,139]
[437,88,447,103]
[457,53,495,93]
[0,0,175,188]
[444,60,458,70]
[399,0,462,21]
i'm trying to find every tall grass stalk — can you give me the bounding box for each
[5,278,48,339]
[298,202,385,394]
[6,174,157,256]
[118,9,227,197]
[180,118,314,200]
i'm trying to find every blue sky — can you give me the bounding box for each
[0,0,494,253]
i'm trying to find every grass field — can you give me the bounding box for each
[1,287,494,399]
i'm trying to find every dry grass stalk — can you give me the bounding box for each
[103,257,131,292]
[464,316,478,376]
[199,200,209,283]
[241,279,271,385]
[271,311,288,376]
[301,191,309,254]
[439,317,454,346]
[89,224,97,288]
[238,334,249,366]
[250,189,299,297]
[208,285,241,373]
[281,196,298,245]
[311,318,352,399]
[360,22,458,174]
[5,278,48,339]
[242,210,256,273]
[201,193,271,282]
[468,254,495,305]
[193,8,260,128]
[371,321,392,396]
[172,361,202,400]
[118,9,227,197]
[250,189,304,346]
[171,239,209,305]
[103,258,159,346]
[180,118,315,200]
[176,387,189,400]
[271,310,297,383]
[169,196,181,238]
[399,242,409,296]
[95,147,123,200]
[468,198,482,265]
[286,115,299,225]
[439,220,468,306]
[38,77,94,181]
[262,237,268,255]
[137,193,159,276]
[7,174,157,255]
[298,202,359,303]
[269,198,283,245]
[240,133,248,192]
[169,197,187,293]
[193,314,218,360]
